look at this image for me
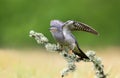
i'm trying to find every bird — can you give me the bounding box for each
[49,20,99,60]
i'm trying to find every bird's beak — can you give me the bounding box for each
[49,28,53,31]
[48,28,51,30]
[49,28,53,32]
[49,27,57,32]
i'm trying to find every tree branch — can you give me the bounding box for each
[29,30,107,78]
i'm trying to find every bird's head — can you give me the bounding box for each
[49,20,63,33]
[50,20,63,27]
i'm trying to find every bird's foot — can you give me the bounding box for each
[68,50,73,54]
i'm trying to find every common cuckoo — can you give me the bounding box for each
[49,20,99,60]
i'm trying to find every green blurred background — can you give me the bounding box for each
[0,0,120,48]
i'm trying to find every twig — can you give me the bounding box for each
[29,30,107,78]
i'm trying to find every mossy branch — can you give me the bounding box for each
[29,30,107,78]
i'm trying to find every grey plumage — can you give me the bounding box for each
[49,20,99,59]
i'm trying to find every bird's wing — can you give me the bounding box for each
[62,20,99,35]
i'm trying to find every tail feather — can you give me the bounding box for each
[74,48,89,60]
[74,42,89,60]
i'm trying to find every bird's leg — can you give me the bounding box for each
[68,50,73,54]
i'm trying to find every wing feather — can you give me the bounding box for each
[62,20,99,35]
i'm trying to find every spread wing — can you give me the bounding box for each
[62,20,99,35]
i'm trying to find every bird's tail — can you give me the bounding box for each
[74,42,89,60]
